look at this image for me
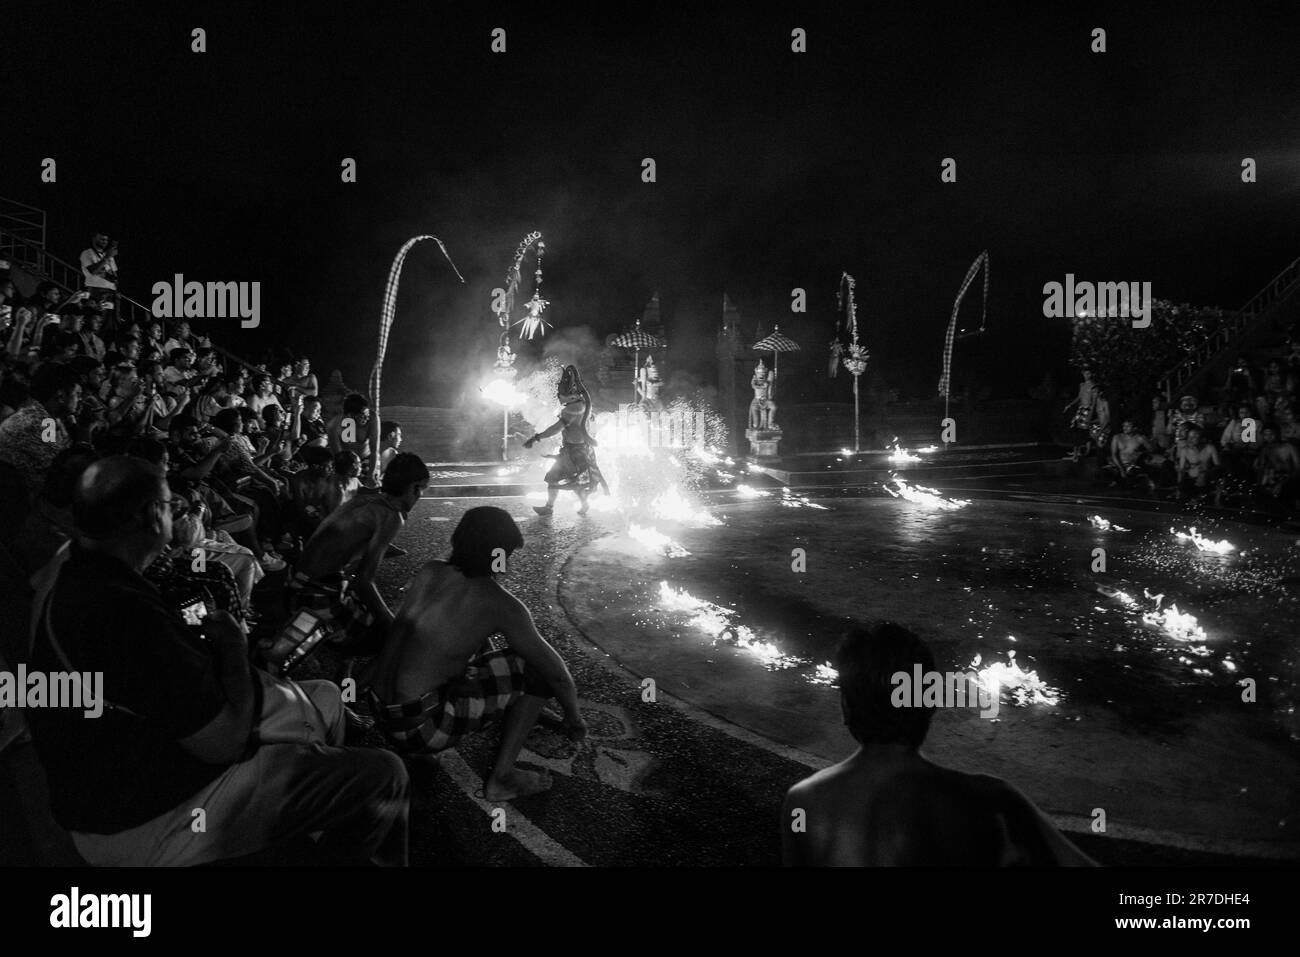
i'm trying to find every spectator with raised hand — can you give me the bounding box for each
[79,231,119,301]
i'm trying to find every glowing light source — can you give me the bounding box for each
[884,477,970,510]
[735,484,771,499]
[481,377,525,408]
[969,650,1061,706]
[651,485,723,526]
[628,523,691,557]
[1172,527,1236,554]
[1088,515,1130,531]
[656,581,802,670]
[1142,603,1208,643]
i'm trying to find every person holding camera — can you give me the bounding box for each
[26,455,410,866]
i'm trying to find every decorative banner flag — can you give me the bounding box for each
[369,235,465,425]
[938,250,990,397]
[498,231,550,340]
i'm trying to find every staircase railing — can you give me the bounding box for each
[1158,255,1300,399]
[0,196,46,264]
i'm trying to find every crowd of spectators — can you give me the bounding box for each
[1069,339,1300,515]
[0,251,436,865]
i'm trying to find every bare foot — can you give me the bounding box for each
[533,505,553,516]
[484,768,552,801]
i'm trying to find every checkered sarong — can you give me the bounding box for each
[287,571,380,650]
[367,649,536,755]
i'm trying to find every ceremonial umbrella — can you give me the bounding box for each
[610,318,667,400]
[752,326,801,401]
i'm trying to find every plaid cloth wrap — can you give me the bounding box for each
[544,442,605,492]
[367,649,546,755]
[287,570,381,650]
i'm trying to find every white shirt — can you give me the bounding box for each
[80,247,118,290]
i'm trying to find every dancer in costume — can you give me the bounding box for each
[524,365,610,515]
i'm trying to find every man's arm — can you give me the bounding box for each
[177,612,255,764]
[525,419,564,444]
[499,592,581,722]
[353,509,403,626]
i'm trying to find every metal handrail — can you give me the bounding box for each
[1158,254,1300,398]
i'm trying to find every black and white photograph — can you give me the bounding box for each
[0,0,1295,936]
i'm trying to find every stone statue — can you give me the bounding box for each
[637,356,663,409]
[749,359,778,430]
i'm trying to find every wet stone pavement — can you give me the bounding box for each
[301,494,1291,867]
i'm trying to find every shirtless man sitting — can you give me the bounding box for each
[1255,425,1300,505]
[1106,419,1151,489]
[287,452,428,656]
[782,622,1094,866]
[364,506,588,800]
[1175,426,1221,503]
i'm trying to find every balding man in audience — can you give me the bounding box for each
[25,455,409,866]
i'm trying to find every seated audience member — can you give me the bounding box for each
[1168,394,1204,444]
[1261,359,1295,405]
[331,450,362,511]
[0,361,81,502]
[1105,420,1151,489]
[1278,405,1300,443]
[248,373,283,418]
[1221,356,1255,405]
[1255,425,1300,506]
[126,436,247,620]
[1149,395,1171,452]
[209,408,286,568]
[296,395,328,451]
[1175,425,1221,503]
[365,506,587,798]
[161,319,204,357]
[328,392,377,482]
[285,355,319,397]
[79,310,107,361]
[781,622,1094,866]
[378,421,403,475]
[288,452,427,655]
[161,347,201,390]
[284,446,336,543]
[25,456,409,866]
[260,403,295,470]
[10,444,98,576]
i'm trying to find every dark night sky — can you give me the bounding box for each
[4,1,1298,406]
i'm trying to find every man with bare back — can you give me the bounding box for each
[288,452,428,654]
[782,623,1094,867]
[364,506,587,801]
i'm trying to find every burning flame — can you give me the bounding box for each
[1172,527,1236,555]
[1089,515,1130,531]
[884,478,970,510]
[651,485,723,526]
[780,487,828,509]
[969,649,1061,707]
[735,484,771,499]
[1142,603,1208,642]
[481,378,526,408]
[628,523,690,557]
[656,581,801,670]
